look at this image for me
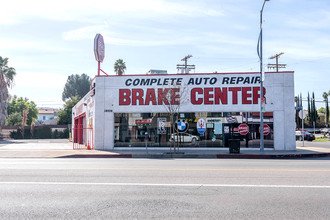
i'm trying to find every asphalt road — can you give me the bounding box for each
[1,158,330,219]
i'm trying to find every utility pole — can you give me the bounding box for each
[257,0,270,153]
[267,52,286,72]
[177,55,195,74]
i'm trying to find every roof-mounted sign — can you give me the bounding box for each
[94,34,105,62]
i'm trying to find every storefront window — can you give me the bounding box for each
[114,112,274,148]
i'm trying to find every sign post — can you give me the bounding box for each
[94,34,105,76]
[299,109,306,146]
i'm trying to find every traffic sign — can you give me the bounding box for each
[197,118,206,134]
[299,110,306,119]
[259,124,271,135]
[238,123,249,135]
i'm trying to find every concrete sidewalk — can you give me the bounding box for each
[0,139,329,159]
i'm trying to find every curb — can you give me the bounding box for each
[132,154,217,159]
[217,153,330,159]
[56,154,133,158]
[49,153,330,159]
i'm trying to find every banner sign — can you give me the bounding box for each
[118,75,265,108]
[95,72,286,113]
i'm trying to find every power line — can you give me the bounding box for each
[267,52,286,72]
[177,55,195,74]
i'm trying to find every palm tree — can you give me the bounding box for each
[0,56,16,129]
[114,59,126,76]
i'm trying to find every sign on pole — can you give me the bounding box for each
[94,34,105,62]
[238,123,249,135]
[197,118,206,134]
[298,110,306,120]
[259,124,271,135]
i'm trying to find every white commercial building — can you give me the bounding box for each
[72,71,295,151]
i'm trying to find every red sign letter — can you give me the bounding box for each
[158,88,170,105]
[191,88,203,105]
[204,88,213,105]
[214,88,227,104]
[242,87,252,104]
[229,87,241,105]
[119,89,131,105]
[171,88,180,105]
[145,89,157,105]
[132,89,144,105]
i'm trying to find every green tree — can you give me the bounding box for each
[5,112,22,126]
[307,92,311,121]
[7,97,38,126]
[323,92,329,127]
[114,59,126,75]
[0,56,16,127]
[62,74,91,101]
[318,107,326,114]
[295,95,302,128]
[57,97,79,125]
[309,92,319,127]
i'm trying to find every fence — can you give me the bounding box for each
[1,125,69,139]
[72,127,94,150]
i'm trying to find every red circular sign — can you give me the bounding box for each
[238,123,249,135]
[259,124,271,135]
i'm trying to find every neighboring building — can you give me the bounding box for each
[36,108,58,125]
[72,71,295,151]
[147,69,167,75]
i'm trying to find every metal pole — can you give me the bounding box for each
[98,61,100,76]
[260,2,265,153]
[302,108,304,146]
[259,0,269,152]
[145,132,148,154]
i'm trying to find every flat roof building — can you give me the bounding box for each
[72,71,295,151]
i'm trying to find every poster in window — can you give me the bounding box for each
[214,123,223,134]
[157,118,167,134]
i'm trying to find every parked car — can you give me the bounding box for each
[170,133,199,145]
[321,128,330,135]
[295,131,315,141]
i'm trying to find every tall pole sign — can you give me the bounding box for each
[258,0,269,153]
[299,108,306,146]
[94,34,105,76]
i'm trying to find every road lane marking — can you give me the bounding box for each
[0,182,330,188]
[0,167,330,172]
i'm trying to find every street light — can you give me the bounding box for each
[257,0,270,153]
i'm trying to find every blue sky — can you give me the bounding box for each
[1,0,329,109]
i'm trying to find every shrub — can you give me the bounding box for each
[10,126,69,139]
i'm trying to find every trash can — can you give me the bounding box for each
[228,139,240,154]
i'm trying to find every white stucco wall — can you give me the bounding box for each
[73,71,295,151]
[71,88,96,147]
